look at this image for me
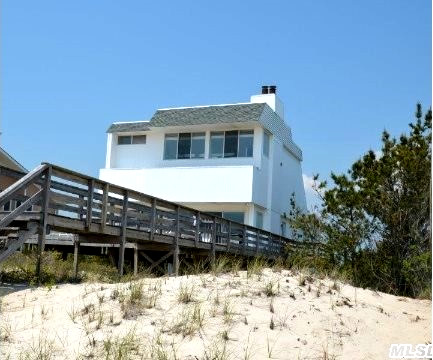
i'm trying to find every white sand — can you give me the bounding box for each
[0,268,430,359]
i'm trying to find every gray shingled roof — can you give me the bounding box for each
[107,122,151,133]
[149,103,266,127]
[106,103,265,133]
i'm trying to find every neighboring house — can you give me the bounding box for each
[100,86,307,235]
[0,146,30,211]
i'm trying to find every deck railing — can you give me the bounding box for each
[0,163,310,273]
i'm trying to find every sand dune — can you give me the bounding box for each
[0,268,430,359]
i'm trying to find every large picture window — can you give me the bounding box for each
[210,130,253,158]
[164,132,205,160]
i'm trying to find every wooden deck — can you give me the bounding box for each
[0,163,307,276]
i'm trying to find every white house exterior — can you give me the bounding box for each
[99,86,307,235]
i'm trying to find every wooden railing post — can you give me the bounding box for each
[243,226,247,255]
[150,198,156,240]
[173,206,180,276]
[195,211,200,247]
[268,232,273,255]
[100,183,109,232]
[36,166,52,282]
[86,179,95,229]
[226,221,231,252]
[210,217,216,266]
[118,190,128,276]
[78,195,84,221]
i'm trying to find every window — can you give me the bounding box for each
[255,211,263,229]
[118,135,146,145]
[164,132,205,160]
[223,212,244,223]
[210,132,224,158]
[118,136,131,145]
[238,130,254,157]
[132,135,146,144]
[208,211,245,224]
[178,133,191,159]
[210,130,254,159]
[263,131,270,157]
[164,134,178,159]
[191,133,205,158]
[224,130,238,158]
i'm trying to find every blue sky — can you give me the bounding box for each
[1,1,431,207]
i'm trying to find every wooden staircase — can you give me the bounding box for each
[0,223,38,263]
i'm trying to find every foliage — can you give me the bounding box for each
[288,104,431,298]
[0,250,121,285]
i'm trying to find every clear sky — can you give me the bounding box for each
[1,1,431,207]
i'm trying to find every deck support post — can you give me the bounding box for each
[173,206,180,276]
[133,245,138,276]
[118,191,128,276]
[36,166,52,283]
[73,235,80,279]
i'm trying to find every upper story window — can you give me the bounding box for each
[263,131,270,157]
[164,132,205,160]
[118,135,146,145]
[210,130,253,158]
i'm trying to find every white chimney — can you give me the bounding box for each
[250,85,285,120]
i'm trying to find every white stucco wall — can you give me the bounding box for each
[99,165,254,203]
[269,137,307,233]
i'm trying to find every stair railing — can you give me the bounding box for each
[0,164,50,229]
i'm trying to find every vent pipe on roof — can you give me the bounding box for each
[261,85,269,94]
[269,85,277,94]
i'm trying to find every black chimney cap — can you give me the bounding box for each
[269,85,277,94]
[261,85,269,94]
